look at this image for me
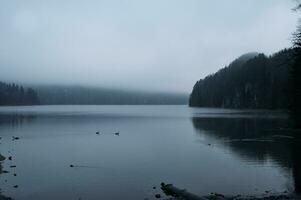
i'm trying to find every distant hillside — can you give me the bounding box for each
[35,86,188,105]
[189,49,294,109]
[0,82,39,106]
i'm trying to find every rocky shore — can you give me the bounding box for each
[159,183,300,200]
[0,154,13,200]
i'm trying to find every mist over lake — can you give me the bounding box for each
[0,105,299,200]
[1,1,301,200]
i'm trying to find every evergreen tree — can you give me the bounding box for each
[291,4,301,128]
[0,82,39,106]
[189,50,294,109]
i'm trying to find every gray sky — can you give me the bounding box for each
[0,0,298,93]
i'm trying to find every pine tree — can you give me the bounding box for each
[291,4,301,128]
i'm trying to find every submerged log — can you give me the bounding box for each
[161,182,208,200]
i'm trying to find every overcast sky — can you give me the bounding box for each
[0,0,298,93]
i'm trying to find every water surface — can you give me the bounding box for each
[0,105,299,199]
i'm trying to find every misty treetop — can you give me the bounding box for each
[35,86,188,105]
[189,49,295,109]
[0,82,39,105]
[0,82,187,106]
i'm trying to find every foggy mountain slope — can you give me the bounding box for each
[189,49,294,109]
[35,85,188,105]
[0,1,296,93]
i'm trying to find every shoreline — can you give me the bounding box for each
[160,183,300,200]
[0,154,13,200]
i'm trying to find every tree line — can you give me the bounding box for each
[292,2,301,128]
[190,1,301,127]
[0,82,188,106]
[35,85,188,105]
[0,82,39,106]
[189,49,294,109]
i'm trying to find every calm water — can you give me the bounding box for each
[0,105,299,200]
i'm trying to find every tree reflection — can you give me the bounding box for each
[191,116,300,193]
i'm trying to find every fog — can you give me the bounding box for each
[0,0,298,93]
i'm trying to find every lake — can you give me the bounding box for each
[0,105,299,200]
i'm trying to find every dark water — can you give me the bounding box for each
[0,105,299,200]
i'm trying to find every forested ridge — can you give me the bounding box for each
[0,83,187,106]
[35,86,188,105]
[189,49,294,109]
[291,12,301,128]
[0,82,39,106]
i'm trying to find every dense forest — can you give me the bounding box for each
[189,49,295,109]
[0,82,39,106]
[291,7,301,128]
[0,83,187,106]
[35,85,188,105]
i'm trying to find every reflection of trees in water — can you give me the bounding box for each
[0,114,35,199]
[191,117,300,193]
[0,114,36,128]
[0,114,35,200]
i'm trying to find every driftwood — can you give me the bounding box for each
[161,182,209,200]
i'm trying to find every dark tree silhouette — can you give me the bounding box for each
[0,82,39,106]
[291,1,301,194]
[291,4,301,128]
[189,50,294,109]
[35,86,187,105]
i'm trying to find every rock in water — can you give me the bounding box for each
[12,136,20,141]
[0,154,5,161]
